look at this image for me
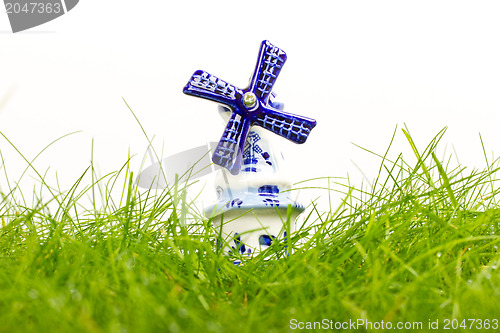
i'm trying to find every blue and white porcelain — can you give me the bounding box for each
[183,40,317,259]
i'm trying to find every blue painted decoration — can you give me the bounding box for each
[183,40,317,175]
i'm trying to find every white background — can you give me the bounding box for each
[1,1,500,210]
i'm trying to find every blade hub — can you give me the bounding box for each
[242,92,257,109]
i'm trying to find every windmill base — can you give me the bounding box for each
[211,206,303,264]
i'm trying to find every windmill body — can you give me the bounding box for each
[183,40,316,261]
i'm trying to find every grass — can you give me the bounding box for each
[1,125,500,332]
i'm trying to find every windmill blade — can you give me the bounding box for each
[136,142,221,189]
[248,40,287,104]
[212,112,251,175]
[183,70,243,107]
[253,107,317,144]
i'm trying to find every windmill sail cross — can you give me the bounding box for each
[182,40,316,175]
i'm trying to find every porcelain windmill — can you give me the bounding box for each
[183,40,316,261]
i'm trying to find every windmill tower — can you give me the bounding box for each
[183,40,316,262]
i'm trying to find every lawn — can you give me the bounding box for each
[1,126,500,332]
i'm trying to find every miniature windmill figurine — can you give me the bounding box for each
[183,40,317,260]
